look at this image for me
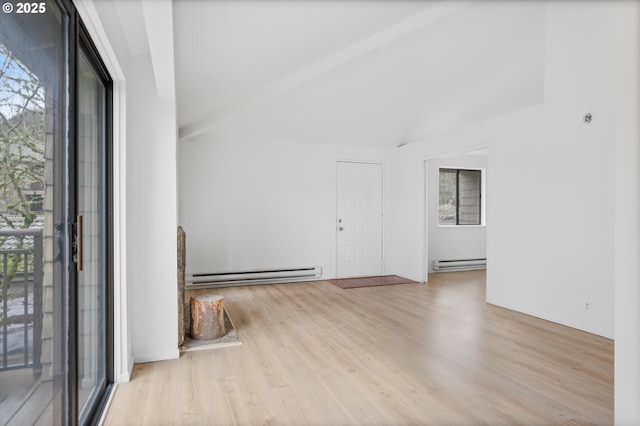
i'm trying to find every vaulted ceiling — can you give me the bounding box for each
[173,0,545,148]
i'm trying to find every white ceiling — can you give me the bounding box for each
[173,1,545,147]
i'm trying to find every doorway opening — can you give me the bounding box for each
[425,149,488,280]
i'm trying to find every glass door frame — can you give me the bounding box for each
[66,16,114,426]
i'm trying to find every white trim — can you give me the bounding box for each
[74,0,126,82]
[74,0,131,383]
[381,163,385,277]
[437,225,486,228]
[421,160,428,283]
[487,297,613,340]
[435,166,486,227]
[438,166,484,171]
[134,349,180,365]
[336,159,385,165]
[613,1,640,417]
[113,82,132,382]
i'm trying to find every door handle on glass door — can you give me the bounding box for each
[76,215,83,272]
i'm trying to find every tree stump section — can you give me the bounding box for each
[190,295,226,340]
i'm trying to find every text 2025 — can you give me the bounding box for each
[16,2,46,13]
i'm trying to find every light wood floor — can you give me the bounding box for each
[104,271,613,425]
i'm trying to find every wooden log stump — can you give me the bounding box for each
[190,295,226,340]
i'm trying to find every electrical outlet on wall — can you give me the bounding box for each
[584,302,592,313]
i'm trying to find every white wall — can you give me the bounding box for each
[427,154,487,272]
[482,0,622,337]
[611,1,640,423]
[179,137,395,280]
[488,1,621,338]
[393,0,627,339]
[126,52,178,363]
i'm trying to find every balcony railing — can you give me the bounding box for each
[0,228,43,375]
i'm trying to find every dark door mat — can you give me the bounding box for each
[329,275,419,289]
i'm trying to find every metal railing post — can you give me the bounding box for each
[2,252,8,370]
[0,228,44,374]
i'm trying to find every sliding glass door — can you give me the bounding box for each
[0,1,113,424]
[0,2,68,424]
[75,42,112,425]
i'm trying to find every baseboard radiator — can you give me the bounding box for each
[187,267,322,288]
[433,258,486,272]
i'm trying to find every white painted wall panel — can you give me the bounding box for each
[179,138,392,280]
[393,2,623,340]
[126,53,179,363]
[611,1,640,423]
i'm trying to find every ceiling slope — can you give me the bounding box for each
[173,1,545,147]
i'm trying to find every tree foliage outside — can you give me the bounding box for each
[439,169,457,224]
[0,42,46,311]
[439,169,481,226]
[0,43,45,225]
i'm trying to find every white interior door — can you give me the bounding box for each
[336,162,383,278]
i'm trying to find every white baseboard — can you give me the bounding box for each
[486,297,613,340]
[394,271,425,283]
[118,370,131,383]
[134,349,180,364]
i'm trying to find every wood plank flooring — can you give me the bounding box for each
[104,271,613,425]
